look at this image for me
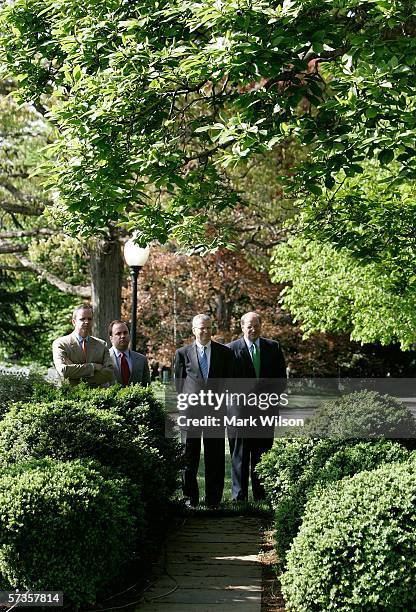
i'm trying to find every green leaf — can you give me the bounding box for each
[324,175,335,189]
[378,149,394,165]
[365,108,378,119]
[308,184,323,196]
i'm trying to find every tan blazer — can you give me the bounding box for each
[52,331,114,387]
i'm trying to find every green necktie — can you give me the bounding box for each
[251,343,260,378]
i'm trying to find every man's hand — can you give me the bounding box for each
[93,363,103,371]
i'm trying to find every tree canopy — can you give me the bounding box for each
[271,237,416,349]
[1,0,416,348]
[1,0,415,247]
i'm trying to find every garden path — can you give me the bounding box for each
[136,515,262,612]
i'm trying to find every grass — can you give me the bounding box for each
[197,440,233,502]
[193,440,271,516]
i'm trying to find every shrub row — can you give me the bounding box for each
[258,437,409,564]
[281,457,416,611]
[257,390,416,610]
[301,389,416,446]
[0,459,141,607]
[0,370,51,418]
[0,380,181,607]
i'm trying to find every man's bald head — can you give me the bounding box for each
[241,311,262,342]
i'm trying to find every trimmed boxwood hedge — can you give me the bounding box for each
[0,458,141,607]
[25,382,181,503]
[257,437,333,507]
[302,390,416,443]
[1,380,181,498]
[0,371,52,419]
[0,400,146,480]
[258,390,416,510]
[257,438,409,564]
[0,382,181,605]
[281,457,416,611]
[0,392,181,529]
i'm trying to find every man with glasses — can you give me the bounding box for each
[174,314,233,508]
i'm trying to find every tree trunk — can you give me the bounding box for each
[90,231,123,341]
[215,292,231,332]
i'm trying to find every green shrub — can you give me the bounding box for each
[281,457,416,611]
[39,383,182,507]
[0,371,53,418]
[303,390,416,444]
[109,385,182,502]
[0,400,148,484]
[0,390,181,534]
[0,458,140,607]
[257,438,336,507]
[258,438,409,564]
[258,438,342,563]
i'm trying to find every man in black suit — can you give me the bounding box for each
[227,311,286,501]
[174,314,233,507]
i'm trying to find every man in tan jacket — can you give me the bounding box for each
[52,304,114,387]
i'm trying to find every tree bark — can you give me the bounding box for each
[90,231,123,341]
[215,292,231,332]
[0,201,42,215]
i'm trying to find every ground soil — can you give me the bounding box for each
[260,527,286,612]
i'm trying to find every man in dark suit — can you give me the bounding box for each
[227,311,286,501]
[174,314,233,508]
[108,320,151,386]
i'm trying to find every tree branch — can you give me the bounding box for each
[0,242,28,254]
[33,101,48,117]
[0,180,50,207]
[0,201,43,216]
[0,264,32,272]
[14,254,91,297]
[0,171,29,179]
[302,46,351,64]
[0,228,55,239]
[0,180,29,202]
[264,45,351,92]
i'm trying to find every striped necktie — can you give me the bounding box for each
[199,346,209,381]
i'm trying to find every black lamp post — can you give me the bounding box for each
[123,238,149,352]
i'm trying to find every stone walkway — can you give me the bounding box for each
[136,515,263,612]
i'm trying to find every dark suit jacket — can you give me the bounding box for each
[227,336,287,426]
[227,336,286,381]
[109,347,151,386]
[174,340,233,420]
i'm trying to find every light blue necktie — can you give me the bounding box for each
[199,346,208,381]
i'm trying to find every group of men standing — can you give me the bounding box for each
[52,305,286,507]
[52,304,150,388]
[174,312,286,507]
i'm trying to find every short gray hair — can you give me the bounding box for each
[192,314,211,328]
